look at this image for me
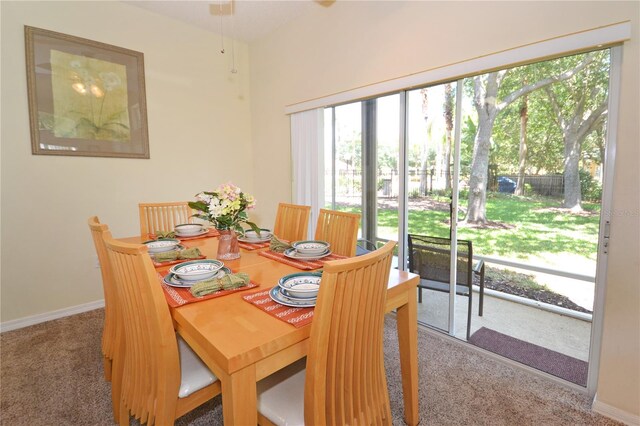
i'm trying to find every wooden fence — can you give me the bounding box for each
[331,170,564,198]
[500,174,564,197]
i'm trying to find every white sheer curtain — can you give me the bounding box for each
[290,108,324,237]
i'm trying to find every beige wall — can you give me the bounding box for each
[0,2,256,320]
[248,1,639,418]
[1,0,638,419]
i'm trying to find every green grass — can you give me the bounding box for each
[336,193,601,263]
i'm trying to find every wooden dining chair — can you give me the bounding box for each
[139,202,194,237]
[257,241,396,426]
[273,202,311,242]
[314,208,361,257]
[103,235,221,425]
[87,216,117,383]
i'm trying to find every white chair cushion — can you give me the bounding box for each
[257,358,307,426]
[177,335,217,398]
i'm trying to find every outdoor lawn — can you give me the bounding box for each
[336,192,601,273]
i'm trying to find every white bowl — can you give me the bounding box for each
[278,272,322,299]
[174,223,204,236]
[242,229,272,242]
[292,240,330,256]
[169,259,224,282]
[143,239,180,254]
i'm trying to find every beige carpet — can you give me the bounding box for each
[0,309,619,426]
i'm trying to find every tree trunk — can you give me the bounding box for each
[467,114,494,223]
[515,95,528,196]
[544,83,608,212]
[419,89,429,195]
[467,73,500,224]
[563,130,582,210]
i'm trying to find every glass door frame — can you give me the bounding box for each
[397,82,464,336]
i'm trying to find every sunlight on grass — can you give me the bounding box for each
[336,194,600,268]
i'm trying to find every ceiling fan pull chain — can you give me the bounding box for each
[219,3,225,54]
[230,10,238,73]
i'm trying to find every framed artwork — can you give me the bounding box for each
[25,26,150,158]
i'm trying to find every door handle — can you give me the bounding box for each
[603,220,611,254]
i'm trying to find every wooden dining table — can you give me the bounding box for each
[124,234,420,425]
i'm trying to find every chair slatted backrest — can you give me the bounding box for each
[273,203,311,242]
[87,216,117,381]
[408,234,473,286]
[314,209,361,257]
[104,236,181,425]
[304,241,396,425]
[139,202,193,237]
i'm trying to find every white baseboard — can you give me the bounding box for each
[593,395,640,425]
[0,300,105,333]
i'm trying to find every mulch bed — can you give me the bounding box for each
[480,273,592,314]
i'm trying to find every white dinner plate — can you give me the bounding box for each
[279,287,319,301]
[176,229,208,238]
[283,247,331,261]
[291,240,330,255]
[269,286,316,308]
[163,267,231,288]
[238,235,272,243]
[144,238,181,253]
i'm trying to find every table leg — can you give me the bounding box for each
[396,289,419,425]
[221,365,258,425]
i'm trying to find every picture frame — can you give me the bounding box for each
[25,26,150,158]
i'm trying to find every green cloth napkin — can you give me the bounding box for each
[190,272,250,297]
[155,230,176,239]
[270,235,293,253]
[153,247,202,263]
[154,250,179,262]
[178,247,202,259]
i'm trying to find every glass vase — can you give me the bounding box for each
[217,229,240,260]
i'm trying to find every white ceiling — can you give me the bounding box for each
[126,1,321,43]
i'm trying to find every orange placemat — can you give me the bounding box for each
[238,241,271,251]
[177,229,220,241]
[242,289,314,328]
[158,272,258,308]
[258,250,347,270]
[148,228,220,241]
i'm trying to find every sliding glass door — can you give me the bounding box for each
[322,48,612,364]
[405,84,459,334]
[324,95,401,247]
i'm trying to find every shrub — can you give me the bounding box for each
[409,189,421,199]
[524,183,534,195]
[579,169,603,202]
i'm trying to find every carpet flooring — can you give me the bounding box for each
[468,327,589,387]
[0,309,620,425]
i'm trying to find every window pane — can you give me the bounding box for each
[323,102,363,230]
[374,94,400,244]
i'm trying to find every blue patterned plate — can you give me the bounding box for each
[163,267,231,288]
[292,240,330,255]
[277,271,322,298]
[238,229,273,243]
[269,286,316,308]
[283,247,331,261]
[143,238,181,254]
